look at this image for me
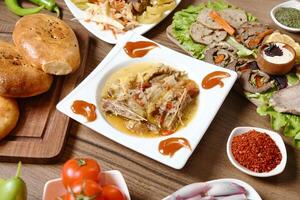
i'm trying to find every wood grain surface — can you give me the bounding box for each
[0,0,299,199]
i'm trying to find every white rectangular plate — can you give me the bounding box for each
[64,0,181,44]
[57,32,237,169]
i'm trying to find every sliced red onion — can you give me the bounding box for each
[167,183,210,200]
[206,182,246,197]
[214,194,247,200]
[184,194,203,200]
[199,196,215,200]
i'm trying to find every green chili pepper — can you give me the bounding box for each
[28,0,60,17]
[0,162,27,200]
[5,0,44,16]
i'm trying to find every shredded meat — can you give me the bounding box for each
[100,64,199,135]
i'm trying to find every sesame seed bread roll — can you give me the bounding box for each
[13,14,80,75]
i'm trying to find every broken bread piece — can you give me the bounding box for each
[0,40,53,98]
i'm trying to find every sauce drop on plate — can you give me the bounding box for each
[202,71,231,89]
[159,137,191,157]
[71,100,97,122]
[124,41,158,58]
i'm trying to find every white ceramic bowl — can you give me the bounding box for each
[43,170,131,200]
[270,0,300,32]
[227,126,287,177]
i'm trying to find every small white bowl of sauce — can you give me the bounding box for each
[227,127,287,177]
[270,0,300,32]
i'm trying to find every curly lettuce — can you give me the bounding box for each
[171,0,256,59]
[257,105,300,147]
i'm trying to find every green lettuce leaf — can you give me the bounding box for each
[246,12,257,22]
[227,37,255,57]
[286,73,300,86]
[257,105,300,138]
[245,90,275,105]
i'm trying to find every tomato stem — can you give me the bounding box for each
[77,159,86,166]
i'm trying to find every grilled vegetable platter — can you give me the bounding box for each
[167,0,300,147]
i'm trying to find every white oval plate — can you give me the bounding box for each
[64,0,181,44]
[43,170,130,200]
[57,31,237,169]
[270,0,300,32]
[227,126,287,177]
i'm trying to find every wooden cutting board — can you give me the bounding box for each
[0,24,89,163]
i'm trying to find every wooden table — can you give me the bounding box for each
[0,0,299,199]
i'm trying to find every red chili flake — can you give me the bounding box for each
[231,130,282,173]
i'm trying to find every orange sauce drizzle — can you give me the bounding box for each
[202,71,231,89]
[71,100,97,122]
[124,41,158,58]
[159,137,191,157]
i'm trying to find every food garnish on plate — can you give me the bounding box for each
[100,62,199,137]
[159,137,191,157]
[123,40,158,58]
[167,0,300,147]
[71,0,176,34]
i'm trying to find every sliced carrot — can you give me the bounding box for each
[209,11,235,35]
[214,54,225,64]
[255,76,264,88]
[248,29,273,49]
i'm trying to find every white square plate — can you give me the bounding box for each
[57,32,237,169]
[64,0,181,44]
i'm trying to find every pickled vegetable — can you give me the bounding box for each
[138,0,176,24]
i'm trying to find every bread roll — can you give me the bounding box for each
[0,96,19,140]
[0,40,53,97]
[13,14,80,75]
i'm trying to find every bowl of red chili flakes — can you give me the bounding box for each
[227,127,287,177]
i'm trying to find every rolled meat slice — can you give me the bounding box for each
[190,22,227,45]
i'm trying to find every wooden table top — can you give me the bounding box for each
[0,0,300,199]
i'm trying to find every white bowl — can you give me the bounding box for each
[163,178,262,200]
[43,170,131,200]
[270,0,300,32]
[227,126,287,177]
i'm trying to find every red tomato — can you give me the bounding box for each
[62,158,101,188]
[59,193,74,200]
[100,185,126,200]
[60,180,103,200]
[71,179,102,197]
